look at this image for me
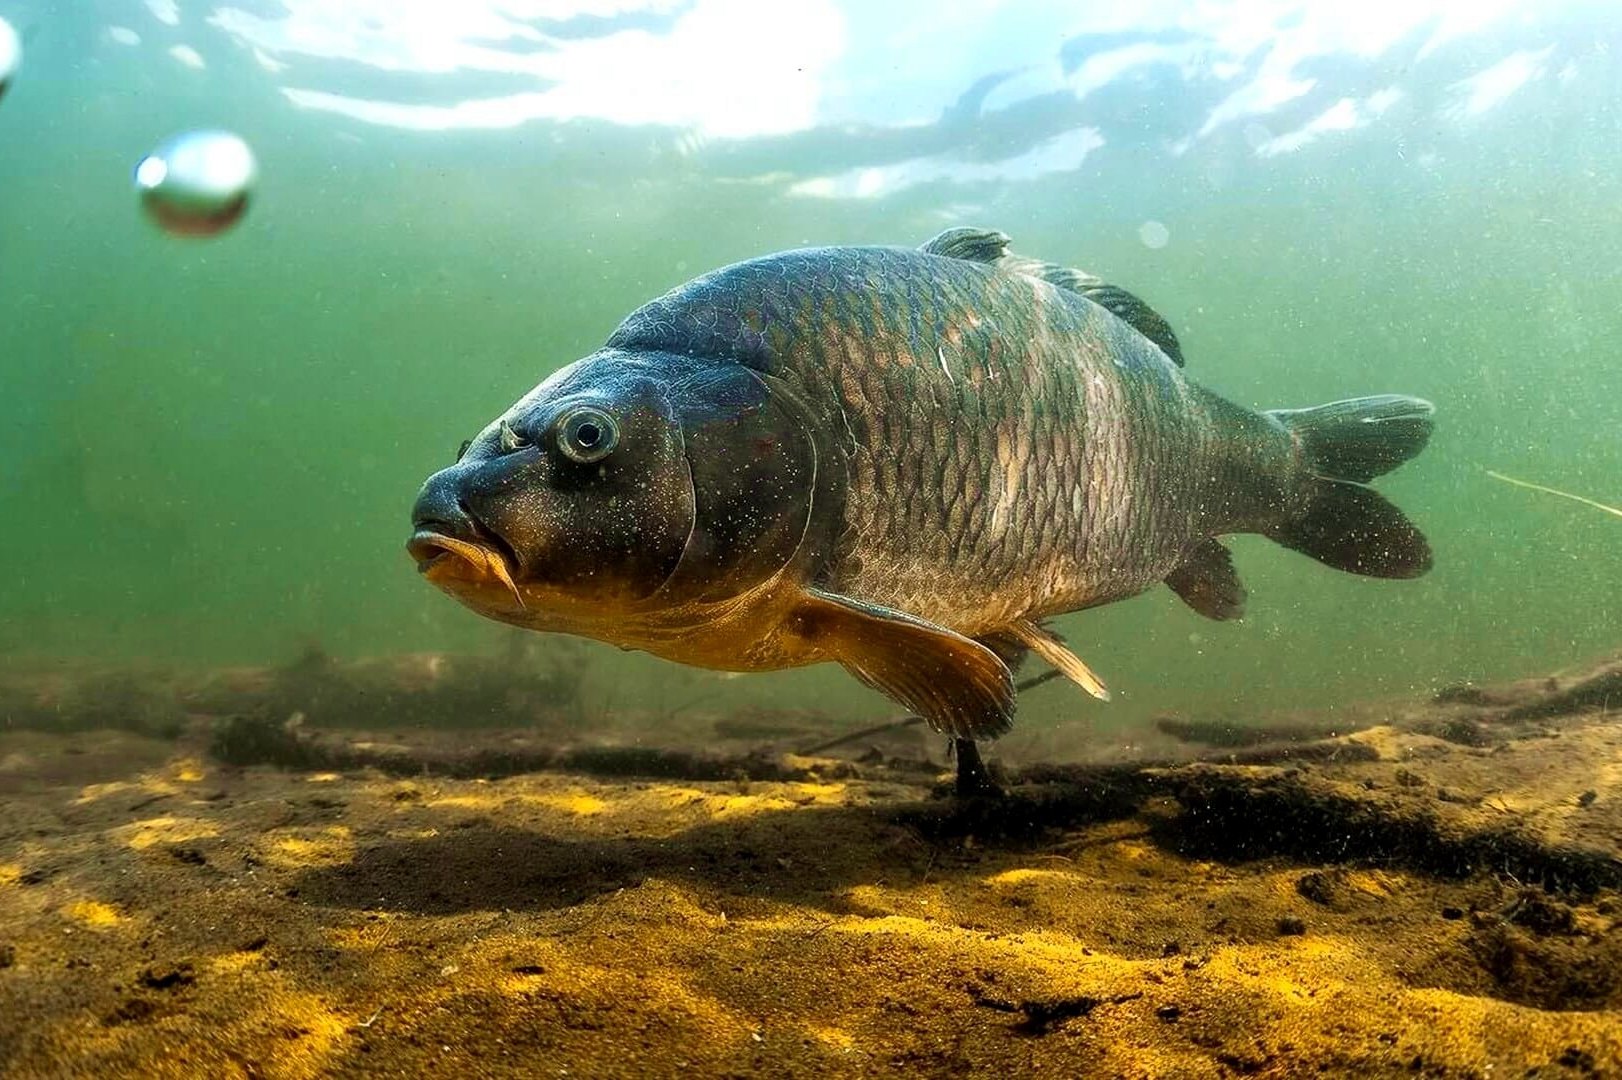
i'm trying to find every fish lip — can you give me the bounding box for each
[406,524,518,581]
[407,519,527,609]
[473,518,524,579]
[406,530,456,574]
[409,501,522,572]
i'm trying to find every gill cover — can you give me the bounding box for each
[656,363,826,605]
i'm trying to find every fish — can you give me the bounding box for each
[407,226,1434,794]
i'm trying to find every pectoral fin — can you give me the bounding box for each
[790,588,1015,740]
[1006,619,1111,702]
[1165,539,1246,621]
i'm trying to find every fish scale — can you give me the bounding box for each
[610,245,1211,633]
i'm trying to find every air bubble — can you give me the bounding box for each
[1139,220,1170,250]
[0,17,21,101]
[134,130,258,238]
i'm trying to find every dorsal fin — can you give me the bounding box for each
[919,226,1184,366]
[920,226,1011,264]
[1070,282,1183,366]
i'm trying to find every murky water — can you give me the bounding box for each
[2,1,1619,738]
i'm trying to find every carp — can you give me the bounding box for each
[408,227,1433,794]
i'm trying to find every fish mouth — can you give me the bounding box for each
[407,525,526,609]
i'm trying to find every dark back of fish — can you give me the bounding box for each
[609,245,1287,634]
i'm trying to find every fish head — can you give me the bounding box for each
[408,350,694,632]
[407,349,828,643]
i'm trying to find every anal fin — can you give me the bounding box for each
[1165,539,1246,621]
[791,588,1015,740]
[1006,619,1111,702]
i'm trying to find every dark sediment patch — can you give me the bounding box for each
[1153,714,1348,749]
[207,712,852,784]
[1166,765,1622,895]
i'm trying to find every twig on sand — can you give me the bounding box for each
[797,918,837,942]
[1487,470,1622,519]
[1015,670,1066,695]
[368,922,393,953]
[798,716,928,756]
[796,669,1067,757]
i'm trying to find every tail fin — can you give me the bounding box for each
[1265,395,1435,579]
[1268,394,1434,483]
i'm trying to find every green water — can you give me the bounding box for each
[2,1,1619,745]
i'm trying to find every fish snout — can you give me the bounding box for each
[406,467,522,592]
[408,469,480,567]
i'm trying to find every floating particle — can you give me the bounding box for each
[0,17,20,101]
[1139,220,1170,250]
[134,130,258,237]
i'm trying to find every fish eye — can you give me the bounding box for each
[455,439,472,462]
[556,406,619,465]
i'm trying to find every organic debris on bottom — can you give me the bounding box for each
[1,653,1620,1076]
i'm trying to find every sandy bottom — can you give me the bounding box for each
[2,658,1621,1078]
